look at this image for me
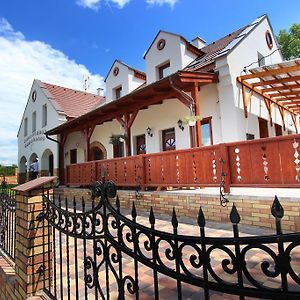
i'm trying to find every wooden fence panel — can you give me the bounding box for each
[65,135,300,188]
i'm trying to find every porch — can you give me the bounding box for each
[64,134,300,192]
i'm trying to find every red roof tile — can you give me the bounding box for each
[41,82,105,119]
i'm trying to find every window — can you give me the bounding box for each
[24,118,28,137]
[32,111,36,133]
[257,52,265,67]
[246,133,255,140]
[70,149,77,164]
[115,86,122,100]
[42,104,47,127]
[201,117,213,146]
[158,61,170,80]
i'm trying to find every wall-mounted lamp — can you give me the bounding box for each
[177,119,184,131]
[64,151,69,158]
[146,127,153,137]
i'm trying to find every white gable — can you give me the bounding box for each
[145,31,198,84]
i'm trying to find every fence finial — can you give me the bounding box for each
[172,208,178,229]
[131,201,137,220]
[149,206,155,225]
[230,203,240,224]
[271,195,284,219]
[197,207,206,227]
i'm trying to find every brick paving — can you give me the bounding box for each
[44,210,300,300]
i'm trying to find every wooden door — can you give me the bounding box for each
[136,135,146,154]
[258,118,269,138]
[70,149,77,164]
[275,124,283,136]
[49,154,54,176]
[162,128,176,151]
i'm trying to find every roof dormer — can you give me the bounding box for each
[144,30,203,84]
[105,60,146,103]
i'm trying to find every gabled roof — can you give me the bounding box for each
[185,15,269,72]
[37,81,105,119]
[104,59,146,82]
[143,30,204,59]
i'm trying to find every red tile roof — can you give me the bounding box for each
[40,81,105,119]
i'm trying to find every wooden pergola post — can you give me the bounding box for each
[191,83,202,147]
[82,125,95,161]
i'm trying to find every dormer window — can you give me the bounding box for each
[114,86,122,100]
[157,61,170,80]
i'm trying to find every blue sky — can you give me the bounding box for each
[0,0,300,165]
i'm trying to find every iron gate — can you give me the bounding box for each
[41,181,300,299]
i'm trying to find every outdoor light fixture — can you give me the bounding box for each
[177,119,184,131]
[146,127,153,137]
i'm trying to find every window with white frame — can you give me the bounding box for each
[32,111,36,133]
[42,104,47,127]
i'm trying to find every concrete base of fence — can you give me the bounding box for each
[56,187,300,232]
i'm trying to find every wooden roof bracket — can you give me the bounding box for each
[278,107,286,131]
[291,114,298,134]
[82,124,96,141]
[241,82,253,118]
[263,97,273,126]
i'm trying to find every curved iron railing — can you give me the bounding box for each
[0,189,16,260]
[43,181,300,300]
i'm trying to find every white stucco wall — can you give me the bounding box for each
[17,80,63,173]
[216,17,291,142]
[145,32,197,84]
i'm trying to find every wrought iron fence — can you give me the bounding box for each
[41,181,300,300]
[0,189,16,260]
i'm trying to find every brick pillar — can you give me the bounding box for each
[12,177,56,299]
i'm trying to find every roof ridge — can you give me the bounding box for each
[42,81,101,97]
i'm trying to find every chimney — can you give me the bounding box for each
[97,87,104,96]
[191,36,206,49]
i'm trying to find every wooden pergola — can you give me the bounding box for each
[237,59,300,131]
[46,70,218,183]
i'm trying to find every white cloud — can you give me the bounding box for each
[0,18,104,165]
[146,0,178,8]
[76,0,131,10]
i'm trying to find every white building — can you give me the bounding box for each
[21,15,300,182]
[17,80,104,182]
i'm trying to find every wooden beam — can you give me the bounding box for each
[260,83,300,93]
[251,75,300,87]
[241,64,300,80]
[268,91,300,98]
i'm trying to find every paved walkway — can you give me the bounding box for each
[43,208,300,300]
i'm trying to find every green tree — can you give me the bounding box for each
[277,23,300,60]
[0,164,17,176]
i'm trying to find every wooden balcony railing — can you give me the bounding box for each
[65,134,300,190]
